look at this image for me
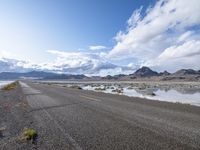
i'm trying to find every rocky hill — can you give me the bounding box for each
[131,66,159,77]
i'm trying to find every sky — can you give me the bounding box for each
[0,0,200,76]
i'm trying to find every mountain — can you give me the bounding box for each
[159,69,200,81]
[172,69,200,76]
[0,66,200,81]
[132,66,158,77]
[102,74,126,80]
[100,67,200,81]
[0,71,56,80]
[159,71,171,76]
[0,71,88,80]
[44,74,89,80]
[100,67,159,80]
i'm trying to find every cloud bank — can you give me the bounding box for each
[0,50,134,76]
[109,0,200,72]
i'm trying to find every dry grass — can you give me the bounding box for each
[0,127,6,135]
[21,128,37,143]
[2,81,18,91]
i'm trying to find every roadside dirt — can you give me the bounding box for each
[0,84,38,150]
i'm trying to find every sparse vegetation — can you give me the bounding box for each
[21,128,37,143]
[2,81,19,91]
[175,102,191,106]
[0,127,6,138]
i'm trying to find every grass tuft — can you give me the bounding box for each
[2,81,19,91]
[22,128,37,141]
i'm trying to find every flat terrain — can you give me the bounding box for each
[1,81,200,150]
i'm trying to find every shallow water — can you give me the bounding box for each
[82,84,200,106]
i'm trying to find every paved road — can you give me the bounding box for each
[20,81,200,150]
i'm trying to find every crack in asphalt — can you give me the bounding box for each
[28,102,83,113]
[25,93,43,96]
[32,95,83,150]
[79,95,101,102]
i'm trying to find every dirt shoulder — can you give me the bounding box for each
[0,83,37,150]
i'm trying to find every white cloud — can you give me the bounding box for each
[0,50,135,76]
[178,31,194,42]
[89,45,107,50]
[142,40,200,72]
[127,6,143,28]
[44,50,134,75]
[90,67,134,77]
[109,0,200,71]
[144,55,200,72]
[46,50,110,71]
[0,51,15,60]
[158,40,200,60]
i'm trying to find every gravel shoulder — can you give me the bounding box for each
[0,84,37,150]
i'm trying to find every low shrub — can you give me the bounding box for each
[22,128,38,143]
[2,81,18,91]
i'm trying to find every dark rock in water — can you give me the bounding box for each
[70,85,82,90]
[146,92,156,96]
[112,89,123,93]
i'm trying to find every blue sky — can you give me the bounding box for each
[0,0,155,62]
[0,0,200,75]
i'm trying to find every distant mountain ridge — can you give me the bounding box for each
[0,71,88,80]
[0,67,200,81]
[102,67,200,81]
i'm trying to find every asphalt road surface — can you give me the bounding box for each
[19,81,200,150]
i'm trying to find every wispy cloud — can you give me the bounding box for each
[89,45,107,50]
[158,40,200,60]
